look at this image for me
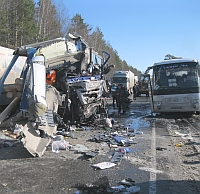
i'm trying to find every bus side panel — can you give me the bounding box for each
[152,93,200,113]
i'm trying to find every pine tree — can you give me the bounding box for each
[0,0,37,48]
[69,14,92,42]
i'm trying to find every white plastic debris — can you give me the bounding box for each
[111,185,125,191]
[13,124,23,135]
[134,130,143,134]
[105,118,112,128]
[52,140,71,153]
[92,162,116,169]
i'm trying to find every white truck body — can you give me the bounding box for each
[0,46,26,84]
[112,70,135,92]
[0,46,26,105]
[134,75,138,84]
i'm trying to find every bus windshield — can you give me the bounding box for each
[113,77,127,83]
[153,62,200,94]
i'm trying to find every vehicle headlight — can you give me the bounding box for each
[154,101,162,109]
[190,99,199,104]
[190,99,199,108]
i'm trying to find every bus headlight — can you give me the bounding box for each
[154,101,162,109]
[190,99,199,103]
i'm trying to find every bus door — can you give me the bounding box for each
[144,74,155,113]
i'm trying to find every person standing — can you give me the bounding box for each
[111,84,118,107]
[116,84,127,114]
[133,84,137,100]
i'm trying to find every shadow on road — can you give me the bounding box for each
[0,139,33,160]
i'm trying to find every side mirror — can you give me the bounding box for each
[109,64,115,68]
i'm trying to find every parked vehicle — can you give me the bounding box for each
[112,70,135,93]
[145,58,200,114]
[137,74,149,96]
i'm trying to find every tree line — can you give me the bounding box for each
[0,0,141,78]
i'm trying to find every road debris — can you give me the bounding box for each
[74,176,140,193]
[156,147,167,151]
[92,162,116,170]
[175,142,184,147]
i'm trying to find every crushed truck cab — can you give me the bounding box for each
[0,33,112,156]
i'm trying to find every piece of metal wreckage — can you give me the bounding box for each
[0,33,113,156]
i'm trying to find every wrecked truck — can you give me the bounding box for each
[0,33,113,156]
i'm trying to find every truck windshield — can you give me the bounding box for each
[113,77,127,83]
[153,62,200,95]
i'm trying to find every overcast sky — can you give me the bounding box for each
[62,0,200,72]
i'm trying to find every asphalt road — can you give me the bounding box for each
[0,95,200,194]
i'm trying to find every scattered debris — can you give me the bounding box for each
[84,150,99,160]
[110,151,124,164]
[134,130,143,134]
[73,144,90,153]
[51,140,71,153]
[119,178,135,186]
[175,142,184,147]
[74,176,140,193]
[0,141,14,148]
[92,162,116,170]
[156,147,167,151]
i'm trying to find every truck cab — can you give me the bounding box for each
[112,70,134,93]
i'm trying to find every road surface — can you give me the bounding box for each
[0,96,200,194]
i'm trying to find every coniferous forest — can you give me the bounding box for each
[0,0,141,78]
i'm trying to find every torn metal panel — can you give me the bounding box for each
[16,85,60,156]
[45,85,61,113]
[38,109,57,136]
[21,122,50,157]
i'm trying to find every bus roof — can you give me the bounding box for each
[154,58,198,66]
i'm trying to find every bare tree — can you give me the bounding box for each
[53,0,70,37]
[35,0,62,41]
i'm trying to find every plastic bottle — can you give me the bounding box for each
[52,141,59,153]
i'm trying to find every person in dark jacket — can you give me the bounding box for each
[133,84,138,100]
[111,84,118,107]
[116,84,127,114]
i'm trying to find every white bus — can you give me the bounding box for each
[146,58,200,114]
